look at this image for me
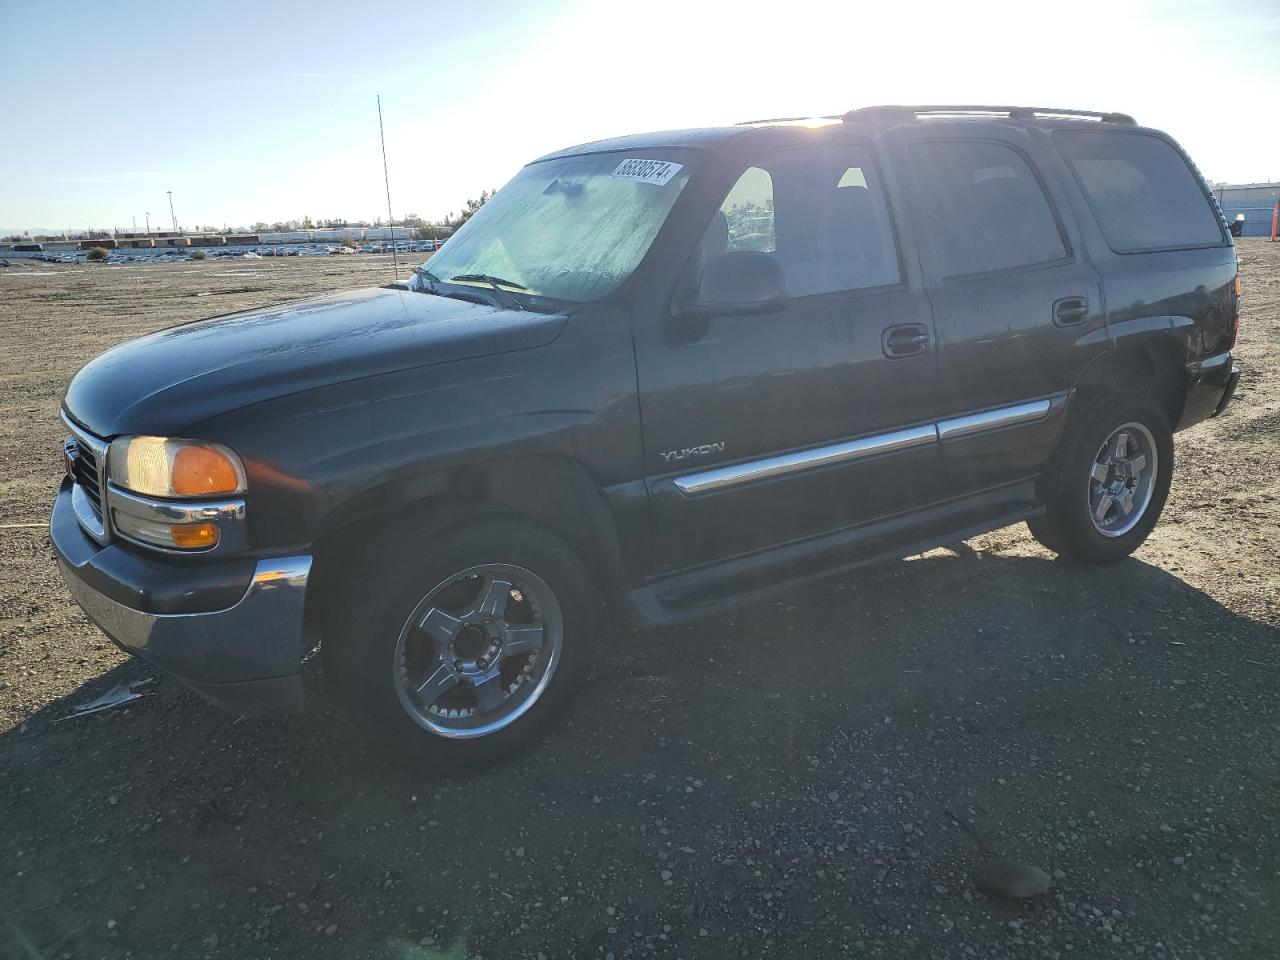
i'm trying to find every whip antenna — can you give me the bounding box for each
[377,94,400,280]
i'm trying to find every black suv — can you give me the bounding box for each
[53,106,1240,770]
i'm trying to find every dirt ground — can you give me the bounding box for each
[1,245,1277,960]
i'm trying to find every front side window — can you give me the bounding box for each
[420,150,695,303]
[1054,130,1225,253]
[720,166,776,253]
[910,139,1067,277]
[699,143,900,297]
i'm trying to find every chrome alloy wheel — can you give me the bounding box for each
[1088,422,1159,538]
[393,563,564,739]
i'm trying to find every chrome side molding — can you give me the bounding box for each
[673,395,1060,496]
[674,424,937,495]
[936,398,1052,442]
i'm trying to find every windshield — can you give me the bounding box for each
[417,150,695,303]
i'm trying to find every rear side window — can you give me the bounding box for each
[1054,131,1224,252]
[910,140,1067,277]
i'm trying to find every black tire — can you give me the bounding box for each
[1027,391,1174,564]
[324,513,599,773]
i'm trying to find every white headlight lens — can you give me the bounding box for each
[107,437,247,499]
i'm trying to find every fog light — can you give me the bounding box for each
[170,523,219,549]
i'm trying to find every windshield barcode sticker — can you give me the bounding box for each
[611,158,683,186]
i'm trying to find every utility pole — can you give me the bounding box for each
[167,191,178,234]
[132,215,137,235]
[145,212,151,237]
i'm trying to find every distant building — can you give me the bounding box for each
[1214,182,1279,237]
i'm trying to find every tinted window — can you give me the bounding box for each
[910,140,1066,277]
[701,144,900,297]
[1054,130,1224,252]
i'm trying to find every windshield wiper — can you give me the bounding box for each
[448,274,527,312]
[412,266,444,294]
[450,273,527,291]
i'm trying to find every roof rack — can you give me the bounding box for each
[842,105,1136,125]
[734,115,845,127]
[735,116,815,126]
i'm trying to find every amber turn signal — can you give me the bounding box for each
[169,522,220,549]
[172,445,242,496]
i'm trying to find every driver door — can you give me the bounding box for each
[635,136,943,574]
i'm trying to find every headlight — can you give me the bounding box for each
[104,437,247,552]
[107,437,247,499]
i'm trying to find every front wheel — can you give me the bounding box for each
[1027,392,1174,564]
[325,515,599,772]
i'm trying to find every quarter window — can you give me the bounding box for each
[1054,130,1224,252]
[700,144,900,297]
[910,140,1067,277]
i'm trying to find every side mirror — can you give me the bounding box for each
[678,251,787,319]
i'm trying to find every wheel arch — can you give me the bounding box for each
[1072,334,1188,429]
[304,455,623,638]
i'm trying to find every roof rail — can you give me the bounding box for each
[842,105,1136,125]
[734,116,816,126]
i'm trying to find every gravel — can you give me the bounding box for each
[1,245,1278,958]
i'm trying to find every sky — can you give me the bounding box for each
[2,0,1278,234]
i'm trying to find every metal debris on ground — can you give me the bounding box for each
[58,677,158,721]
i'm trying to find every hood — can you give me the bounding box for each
[63,287,567,437]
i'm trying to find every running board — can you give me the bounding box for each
[622,484,1040,628]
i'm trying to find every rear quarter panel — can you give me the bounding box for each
[1043,125,1238,388]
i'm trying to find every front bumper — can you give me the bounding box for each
[51,480,311,714]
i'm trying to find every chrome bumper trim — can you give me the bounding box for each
[59,554,313,686]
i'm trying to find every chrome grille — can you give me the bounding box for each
[69,439,104,520]
[62,412,110,543]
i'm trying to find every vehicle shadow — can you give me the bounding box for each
[4,548,1279,959]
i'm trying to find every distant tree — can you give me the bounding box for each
[86,247,109,261]
[452,190,493,230]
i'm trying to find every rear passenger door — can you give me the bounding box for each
[890,124,1107,499]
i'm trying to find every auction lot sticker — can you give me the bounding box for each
[611,158,684,186]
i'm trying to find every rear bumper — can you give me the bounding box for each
[1177,352,1239,431]
[1215,365,1241,417]
[51,480,311,714]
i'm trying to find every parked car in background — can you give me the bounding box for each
[53,105,1239,771]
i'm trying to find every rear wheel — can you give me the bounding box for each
[325,514,599,772]
[1027,392,1173,564]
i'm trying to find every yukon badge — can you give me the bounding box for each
[661,441,725,463]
